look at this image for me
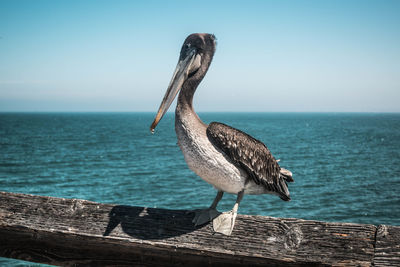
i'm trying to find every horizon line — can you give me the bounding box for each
[0,111,399,114]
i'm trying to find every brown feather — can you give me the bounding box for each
[206,122,293,201]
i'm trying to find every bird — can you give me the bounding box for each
[150,33,293,235]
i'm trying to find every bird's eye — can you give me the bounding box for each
[185,43,191,49]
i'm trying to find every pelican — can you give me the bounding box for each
[150,33,293,235]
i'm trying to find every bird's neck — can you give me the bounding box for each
[175,80,205,129]
[176,78,199,114]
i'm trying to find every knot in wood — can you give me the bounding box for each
[377,225,388,238]
[283,225,303,250]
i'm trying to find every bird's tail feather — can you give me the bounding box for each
[280,168,294,182]
[278,168,293,201]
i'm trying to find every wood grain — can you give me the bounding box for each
[373,224,400,266]
[0,191,389,266]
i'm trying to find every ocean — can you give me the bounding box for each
[1,112,400,266]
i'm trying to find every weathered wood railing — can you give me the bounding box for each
[0,191,399,266]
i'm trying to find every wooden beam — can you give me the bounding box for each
[0,191,397,266]
[374,225,400,266]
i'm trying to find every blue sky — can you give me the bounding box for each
[0,0,399,112]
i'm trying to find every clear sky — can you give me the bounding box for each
[1,0,399,112]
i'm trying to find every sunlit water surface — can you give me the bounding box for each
[1,112,399,265]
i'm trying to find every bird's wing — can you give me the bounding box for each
[206,122,292,200]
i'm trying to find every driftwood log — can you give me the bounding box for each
[0,191,399,266]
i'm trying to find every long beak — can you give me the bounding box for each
[150,48,198,133]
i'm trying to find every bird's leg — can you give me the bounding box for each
[192,191,223,226]
[213,190,244,236]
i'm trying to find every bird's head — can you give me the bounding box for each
[150,33,216,133]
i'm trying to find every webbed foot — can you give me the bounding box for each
[192,208,221,226]
[212,210,237,236]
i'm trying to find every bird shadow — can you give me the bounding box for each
[103,205,204,240]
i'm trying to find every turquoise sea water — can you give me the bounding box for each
[1,112,400,265]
